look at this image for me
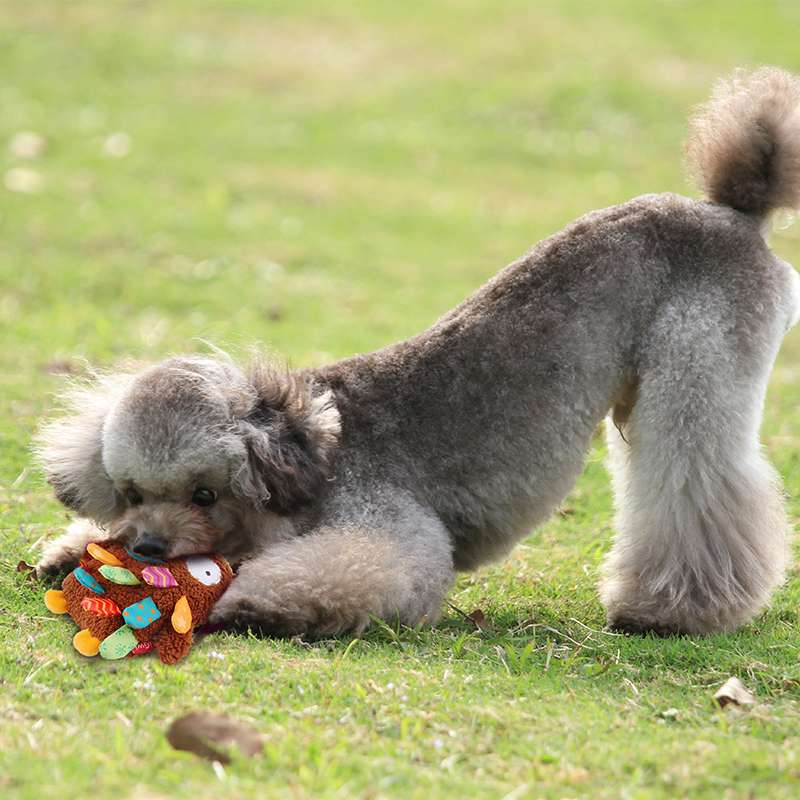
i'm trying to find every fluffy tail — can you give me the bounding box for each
[686,66,800,217]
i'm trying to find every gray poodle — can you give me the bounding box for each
[36,67,800,636]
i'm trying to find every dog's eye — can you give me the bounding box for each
[125,489,143,506]
[192,487,217,507]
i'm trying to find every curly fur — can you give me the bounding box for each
[232,358,341,513]
[36,67,800,638]
[686,66,800,216]
[34,371,135,522]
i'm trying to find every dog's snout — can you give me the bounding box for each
[132,532,167,558]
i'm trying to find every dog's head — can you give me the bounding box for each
[35,354,340,558]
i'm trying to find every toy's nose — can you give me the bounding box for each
[132,532,167,559]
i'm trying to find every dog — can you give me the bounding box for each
[35,67,800,637]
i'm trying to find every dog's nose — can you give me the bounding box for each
[132,532,167,559]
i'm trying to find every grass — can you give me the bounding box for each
[1,1,800,797]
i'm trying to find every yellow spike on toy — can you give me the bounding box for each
[73,629,101,657]
[86,542,123,566]
[44,589,67,614]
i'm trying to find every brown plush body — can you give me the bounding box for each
[45,541,233,663]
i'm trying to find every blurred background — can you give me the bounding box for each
[3,2,800,417]
[4,0,800,540]
[2,3,800,798]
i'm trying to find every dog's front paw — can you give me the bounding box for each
[208,591,259,628]
[209,586,316,638]
[35,544,81,580]
[35,519,109,580]
[208,587,275,631]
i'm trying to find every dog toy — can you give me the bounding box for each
[44,541,233,664]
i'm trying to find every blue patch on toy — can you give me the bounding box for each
[73,567,105,594]
[125,546,165,564]
[122,596,161,629]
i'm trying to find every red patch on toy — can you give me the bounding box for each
[44,541,233,664]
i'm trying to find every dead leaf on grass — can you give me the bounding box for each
[448,602,492,632]
[467,608,489,630]
[16,561,38,583]
[714,676,755,708]
[264,304,285,322]
[166,712,264,764]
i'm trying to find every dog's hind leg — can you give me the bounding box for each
[600,293,791,635]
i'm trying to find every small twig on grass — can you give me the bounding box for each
[336,637,361,664]
[568,617,624,637]
[540,625,598,651]
[23,658,55,686]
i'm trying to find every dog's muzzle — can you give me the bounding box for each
[131,532,168,559]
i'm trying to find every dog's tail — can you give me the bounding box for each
[686,66,800,218]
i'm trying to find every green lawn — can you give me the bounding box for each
[2,1,800,798]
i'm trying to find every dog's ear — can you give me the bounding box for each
[231,362,340,513]
[34,375,129,523]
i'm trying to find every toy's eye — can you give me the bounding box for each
[125,489,143,506]
[185,555,222,586]
[192,487,217,507]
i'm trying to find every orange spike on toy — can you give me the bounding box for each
[171,595,193,633]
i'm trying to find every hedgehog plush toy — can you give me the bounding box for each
[44,541,233,664]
